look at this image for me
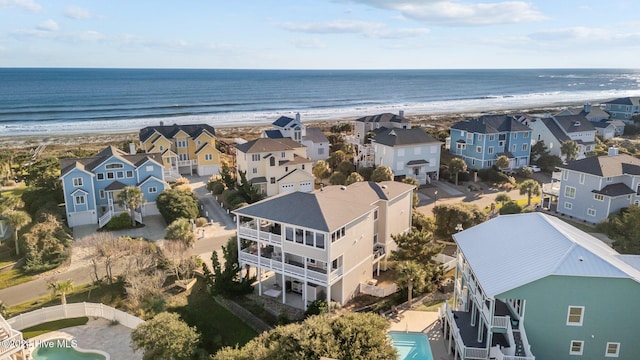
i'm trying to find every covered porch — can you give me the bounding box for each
[406,159,433,185]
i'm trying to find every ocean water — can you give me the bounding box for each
[0,68,639,136]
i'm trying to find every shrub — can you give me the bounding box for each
[357,167,374,181]
[195,217,208,227]
[156,188,200,224]
[305,299,328,317]
[499,201,522,215]
[477,168,511,183]
[104,213,135,231]
[174,177,190,186]
[208,180,225,195]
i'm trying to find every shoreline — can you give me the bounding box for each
[0,99,610,149]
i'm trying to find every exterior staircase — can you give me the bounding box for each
[512,330,526,357]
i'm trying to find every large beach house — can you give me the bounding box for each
[263,114,329,162]
[60,146,169,228]
[528,113,597,161]
[345,112,412,168]
[235,138,315,197]
[604,97,640,124]
[448,115,532,170]
[139,123,221,179]
[550,148,640,223]
[233,181,414,309]
[445,212,640,360]
[371,128,442,185]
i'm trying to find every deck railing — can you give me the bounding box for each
[444,302,489,360]
[98,211,112,228]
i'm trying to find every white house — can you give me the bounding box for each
[529,113,596,161]
[371,128,442,184]
[263,114,329,162]
[233,181,414,309]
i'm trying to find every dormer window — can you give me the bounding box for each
[106,163,123,169]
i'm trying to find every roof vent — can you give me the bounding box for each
[579,256,584,262]
[340,186,347,190]
[573,121,581,127]
[389,130,396,136]
[608,146,619,156]
[381,185,387,189]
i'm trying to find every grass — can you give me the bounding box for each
[8,281,127,317]
[169,280,257,355]
[0,268,33,290]
[21,317,88,339]
[413,299,446,312]
[0,185,26,200]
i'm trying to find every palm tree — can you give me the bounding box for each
[395,261,425,308]
[561,140,579,162]
[345,172,364,185]
[165,218,196,249]
[495,155,510,170]
[117,186,145,226]
[5,210,30,255]
[312,160,331,184]
[495,193,511,206]
[449,157,467,186]
[519,179,541,206]
[48,279,74,305]
[371,166,393,182]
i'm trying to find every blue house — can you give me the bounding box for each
[60,146,169,228]
[449,115,532,170]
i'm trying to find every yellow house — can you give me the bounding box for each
[139,123,221,179]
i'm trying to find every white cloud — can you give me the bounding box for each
[348,0,546,26]
[0,0,41,12]
[529,27,640,43]
[289,38,327,49]
[11,28,106,43]
[368,27,429,39]
[64,6,92,19]
[37,19,59,32]
[282,20,385,34]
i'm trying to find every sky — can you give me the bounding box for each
[0,0,639,69]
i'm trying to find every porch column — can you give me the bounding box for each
[303,279,308,310]
[477,316,484,343]
[376,257,381,276]
[326,283,331,306]
[282,272,286,305]
[470,300,476,327]
[447,318,453,355]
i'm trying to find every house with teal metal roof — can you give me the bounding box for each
[443,212,640,360]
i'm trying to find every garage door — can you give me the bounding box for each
[280,183,295,193]
[299,181,313,192]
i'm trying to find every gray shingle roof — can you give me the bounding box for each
[139,124,216,143]
[561,153,640,177]
[539,117,570,143]
[302,127,328,144]
[60,146,162,177]
[371,128,440,147]
[552,114,596,133]
[604,97,640,106]
[451,115,530,134]
[235,138,305,154]
[355,113,410,123]
[592,183,635,197]
[234,181,414,232]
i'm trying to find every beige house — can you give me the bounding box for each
[233,181,414,309]
[235,138,314,197]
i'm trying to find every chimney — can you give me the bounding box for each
[129,143,136,155]
[608,146,619,156]
[295,112,301,122]
[159,121,164,126]
[583,103,591,114]
[399,110,405,117]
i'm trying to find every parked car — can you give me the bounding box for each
[524,165,541,173]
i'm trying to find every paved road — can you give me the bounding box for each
[0,176,237,307]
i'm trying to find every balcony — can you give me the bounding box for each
[177,159,197,167]
[238,220,283,246]
[238,248,337,285]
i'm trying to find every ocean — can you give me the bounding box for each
[1,68,639,137]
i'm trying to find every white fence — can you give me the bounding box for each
[7,303,144,331]
[360,283,398,297]
[433,253,456,271]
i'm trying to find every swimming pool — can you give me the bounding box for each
[389,331,434,360]
[31,338,108,360]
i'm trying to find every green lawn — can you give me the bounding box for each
[0,268,32,290]
[0,185,26,200]
[413,299,446,312]
[170,280,257,355]
[21,317,88,339]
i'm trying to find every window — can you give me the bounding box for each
[72,177,83,187]
[148,186,157,193]
[146,165,153,172]
[563,170,569,180]
[285,227,293,242]
[524,132,530,138]
[315,233,325,249]
[594,193,604,201]
[251,154,260,161]
[107,172,115,180]
[587,208,596,217]
[97,173,104,181]
[204,154,213,161]
[269,157,275,166]
[116,171,124,179]
[512,144,516,152]
[456,143,466,150]
[579,173,585,184]
[476,146,482,153]
[305,230,314,246]
[489,134,495,141]
[477,134,483,140]
[99,189,105,199]
[270,177,275,184]
[331,227,346,242]
[179,153,188,161]
[606,177,613,182]
[564,202,573,210]
[106,163,123,169]
[488,147,494,154]
[564,186,576,199]
[318,148,325,155]
[498,141,505,147]
[252,168,257,174]
[513,133,518,139]
[567,306,584,326]
[522,143,528,151]
[74,195,85,205]
[374,209,378,220]
[281,152,286,158]
[126,170,134,178]
[570,340,584,355]
[302,164,305,170]
[159,145,164,151]
[196,140,201,146]
[177,140,187,148]
[606,342,620,357]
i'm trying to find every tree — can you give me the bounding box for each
[495,192,511,205]
[391,231,444,295]
[165,218,196,249]
[47,279,73,305]
[371,166,393,182]
[432,203,487,239]
[219,163,236,190]
[327,150,348,170]
[236,170,263,204]
[449,157,467,185]
[357,167,374,181]
[6,210,31,255]
[607,205,640,254]
[336,160,355,176]
[499,201,523,215]
[536,154,563,172]
[530,140,549,161]
[209,237,254,297]
[25,157,61,190]
[495,155,510,169]
[156,188,199,224]
[402,177,419,187]
[519,179,541,206]
[117,186,146,227]
[131,312,200,360]
[206,177,225,194]
[345,172,364,185]
[396,261,425,308]
[329,171,346,185]
[561,140,579,162]
[312,160,331,183]
[213,313,396,360]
